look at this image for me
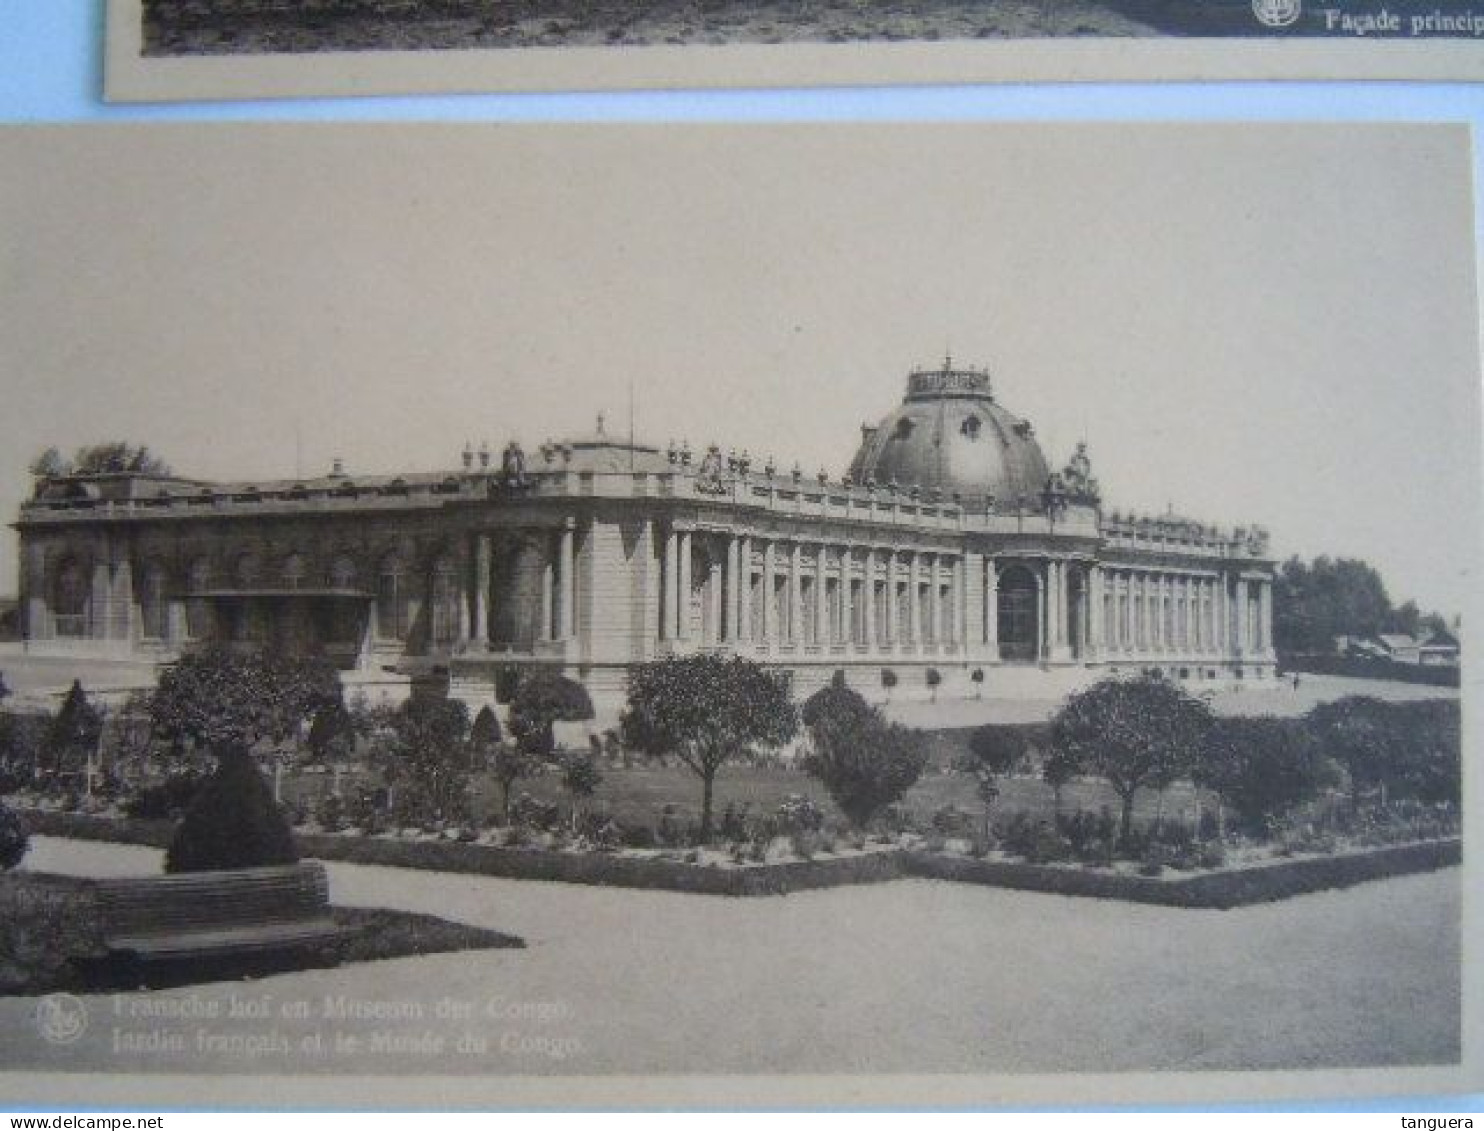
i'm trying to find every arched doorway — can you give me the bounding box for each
[997,563,1039,663]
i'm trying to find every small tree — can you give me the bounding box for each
[151,649,340,873]
[1306,696,1398,809]
[307,698,357,764]
[1195,717,1339,836]
[925,667,942,703]
[509,671,594,757]
[620,655,798,842]
[880,669,898,702]
[1048,673,1212,845]
[559,748,603,830]
[970,668,985,700]
[490,742,538,824]
[963,725,1032,840]
[803,688,927,830]
[376,698,472,825]
[44,680,102,793]
[1387,699,1460,805]
[148,648,341,761]
[801,670,868,728]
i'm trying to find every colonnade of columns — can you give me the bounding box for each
[1095,568,1274,659]
[659,527,968,655]
[465,521,578,648]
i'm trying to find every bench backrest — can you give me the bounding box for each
[93,862,330,937]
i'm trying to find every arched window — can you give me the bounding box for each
[328,555,356,589]
[996,565,1040,663]
[281,553,305,590]
[235,551,261,588]
[53,558,88,638]
[376,554,409,642]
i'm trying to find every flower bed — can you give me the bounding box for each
[13,807,1459,906]
[906,837,1461,909]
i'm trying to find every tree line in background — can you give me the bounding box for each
[28,442,172,480]
[1272,554,1454,657]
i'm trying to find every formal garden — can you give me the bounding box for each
[0,651,1460,894]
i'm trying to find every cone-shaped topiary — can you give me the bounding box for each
[164,746,299,874]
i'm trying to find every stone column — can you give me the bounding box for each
[1035,565,1047,662]
[664,525,679,638]
[1258,579,1273,656]
[559,522,576,641]
[815,545,828,646]
[864,549,877,647]
[724,536,738,644]
[956,555,968,647]
[902,552,914,647]
[738,536,752,643]
[928,554,942,645]
[1232,578,1246,655]
[1088,565,1103,659]
[474,533,491,645]
[985,559,999,655]
[762,540,775,644]
[540,536,555,643]
[788,542,802,645]
[708,545,723,645]
[678,530,693,642]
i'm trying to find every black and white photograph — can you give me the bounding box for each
[104,0,1484,101]
[0,121,1476,1109]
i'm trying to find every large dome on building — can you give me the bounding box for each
[847,361,1051,506]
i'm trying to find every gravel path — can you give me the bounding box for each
[1,836,1458,1076]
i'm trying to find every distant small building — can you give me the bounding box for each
[1375,634,1422,664]
[1417,629,1461,667]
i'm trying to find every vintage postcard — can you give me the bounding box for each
[104,0,1484,102]
[0,121,1477,1109]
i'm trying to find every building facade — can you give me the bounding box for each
[12,363,1276,718]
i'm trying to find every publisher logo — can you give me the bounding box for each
[36,993,88,1045]
[1253,0,1302,27]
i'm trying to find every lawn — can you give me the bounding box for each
[285,756,1208,835]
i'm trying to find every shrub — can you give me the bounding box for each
[801,674,928,829]
[0,802,28,870]
[122,772,205,820]
[510,671,594,757]
[165,749,299,873]
[931,803,973,838]
[776,794,825,835]
[1197,716,1338,835]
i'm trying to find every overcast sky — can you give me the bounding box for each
[0,122,1477,618]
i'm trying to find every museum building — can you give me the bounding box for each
[12,361,1277,717]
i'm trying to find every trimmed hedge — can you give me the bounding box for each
[906,838,1460,909]
[1286,655,1460,688]
[17,808,907,897]
[16,809,1458,905]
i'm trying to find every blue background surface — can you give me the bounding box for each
[0,0,1479,1115]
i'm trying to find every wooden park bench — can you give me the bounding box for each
[92,862,342,963]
